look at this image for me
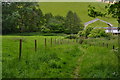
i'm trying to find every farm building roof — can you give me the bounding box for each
[94,27,118,30]
[84,18,113,29]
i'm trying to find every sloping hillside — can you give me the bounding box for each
[39,2,118,27]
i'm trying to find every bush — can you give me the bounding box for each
[79,39,84,44]
[65,34,78,39]
[105,33,112,40]
[77,26,93,38]
[77,31,84,37]
[41,26,50,33]
[88,29,109,38]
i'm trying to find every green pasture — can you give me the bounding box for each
[39,2,118,27]
[2,35,119,78]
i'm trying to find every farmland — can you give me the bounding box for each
[2,2,120,79]
[2,35,119,78]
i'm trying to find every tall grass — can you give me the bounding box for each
[2,36,82,78]
[79,45,118,78]
[2,35,119,78]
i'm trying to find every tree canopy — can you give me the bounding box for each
[2,2,83,34]
[65,11,83,34]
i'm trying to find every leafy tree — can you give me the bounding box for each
[73,13,84,32]
[88,5,106,18]
[2,2,44,34]
[46,15,65,33]
[107,2,120,26]
[65,11,83,34]
[2,2,19,34]
[41,25,50,33]
[44,13,53,25]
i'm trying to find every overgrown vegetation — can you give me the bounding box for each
[2,35,119,78]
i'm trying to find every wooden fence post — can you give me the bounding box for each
[58,39,59,45]
[106,43,108,48]
[113,45,115,49]
[19,39,22,60]
[55,38,56,45]
[103,43,104,47]
[51,38,52,47]
[62,39,64,44]
[68,39,69,44]
[45,38,46,48]
[60,39,62,44]
[35,40,37,52]
[90,44,91,46]
[76,39,78,43]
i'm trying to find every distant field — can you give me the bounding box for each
[2,35,119,78]
[39,2,118,27]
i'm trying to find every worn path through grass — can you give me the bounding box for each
[73,46,86,78]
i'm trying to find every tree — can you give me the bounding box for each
[2,2,44,34]
[44,13,53,25]
[2,2,19,34]
[88,5,106,18]
[65,11,83,34]
[46,15,65,33]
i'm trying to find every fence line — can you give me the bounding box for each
[17,38,117,60]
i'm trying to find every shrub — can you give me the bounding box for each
[105,33,112,40]
[77,31,84,37]
[79,39,84,44]
[77,26,93,38]
[41,26,50,33]
[88,29,109,38]
[65,34,78,39]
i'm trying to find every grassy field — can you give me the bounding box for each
[2,35,119,78]
[39,2,118,27]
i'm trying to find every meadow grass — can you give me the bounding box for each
[79,45,118,78]
[2,35,119,78]
[2,36,82,78]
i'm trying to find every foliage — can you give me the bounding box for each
[88,29,108,38]
[44,13,53,24]
[78,27,93,38]
[2,2,44,34]
[77,31,84,37]
[107,2,120,23]
[88,5,106,18]
[41,26,50,33]
[64,34,78,39]
[2,2,84,34]
[46,16,65,33]
[65,11,83,34]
